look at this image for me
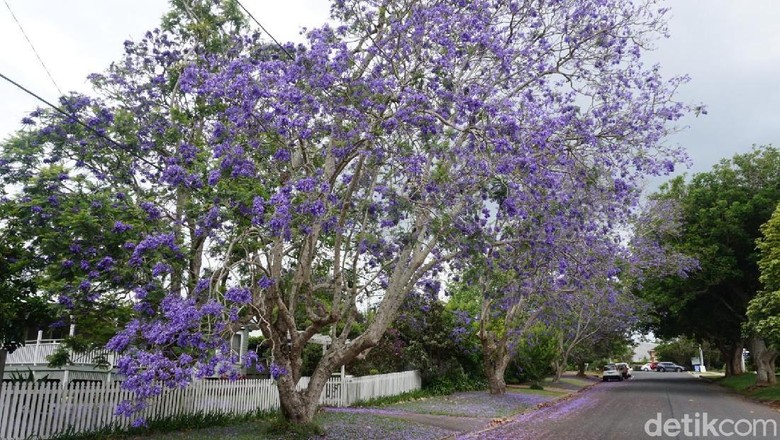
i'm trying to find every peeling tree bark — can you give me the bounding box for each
[750,336,777,386]
[481,335,510,395]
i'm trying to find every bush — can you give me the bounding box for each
[655,337,724,370]
[508,324,557,388]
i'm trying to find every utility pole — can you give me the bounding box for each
[698,344,706,372]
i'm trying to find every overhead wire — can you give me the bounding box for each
[0,72,126,148]
[3,0,63,95]
[0,1,294,162]
[234,0,295,60]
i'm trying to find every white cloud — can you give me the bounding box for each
[1,0,778,180]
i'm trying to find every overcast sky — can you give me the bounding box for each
[1,1,778,188]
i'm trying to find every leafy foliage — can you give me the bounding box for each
[654,337,723,370]
[640,146,780,370]
[350,293,483,393]
[508,324,558,388]
[747,204,780,345]
[2,0,691,425]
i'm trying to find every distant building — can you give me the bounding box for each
[632,341,658,362]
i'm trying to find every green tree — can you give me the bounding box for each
[509,324,558,389]
[0,0,249,365]
[654,337,723,371]
[0,227,54,385]
[350,294,483,393]
[2,0,691,427]
[745,203,780,384]
[640,146,780,376]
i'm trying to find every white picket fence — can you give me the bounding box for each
[6,341,118,367]
[0,370,421,440]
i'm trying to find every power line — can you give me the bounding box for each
[3,0,63,95]
[234,0,294,60]
[0,71,162,172]
[0,71,125,150]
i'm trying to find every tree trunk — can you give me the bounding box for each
[576,361,587,377]
[481,337,510,394]
[552,359,565,383]
[721,343,745,376]
[276,374,318,424]
[750,336,778,386]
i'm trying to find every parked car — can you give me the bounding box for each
[640,363,654,371]
[615,362,632,379]
[649,361,658,370]
[602,364,623,382]
[655,361,685,372]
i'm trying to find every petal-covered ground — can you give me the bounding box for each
[122,376,598,439]
[313,410,453,439]
[384,390,557,418]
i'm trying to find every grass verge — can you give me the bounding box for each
[351,388,434,407]
[48,409,278,440]
[712,373,780,403]
[506,385,570,398]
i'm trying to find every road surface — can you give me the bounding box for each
[464,372,780,439]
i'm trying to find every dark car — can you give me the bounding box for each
[655,361,685,372]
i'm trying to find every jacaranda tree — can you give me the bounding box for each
[2,0,691,426]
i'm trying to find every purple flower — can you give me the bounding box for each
[113,221,133,233]
[257,276,273,289]
[58,295,74,308]
[96,256,115,271]
[224,286,252,304]
[270,362,288,380]
[152,262,172,277]
[140,202,161,220]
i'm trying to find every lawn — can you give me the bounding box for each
[381,389,558,418]
[112,411,450,440]
[59,376,593,440]
[542,376,595,389]
[713,373,780,402]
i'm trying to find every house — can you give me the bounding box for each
[3,325,255,385]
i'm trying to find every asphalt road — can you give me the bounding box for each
[465,372,780,440]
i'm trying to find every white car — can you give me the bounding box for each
[602,364,623,381]
[640,363,654,371]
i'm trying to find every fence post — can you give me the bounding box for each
[33,330,43,366]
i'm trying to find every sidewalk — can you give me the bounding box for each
[323,373,601,439]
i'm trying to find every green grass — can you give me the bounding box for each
[49,410,278,440]
[699,371,725,380]
[352,388,433,407]
[544,376,593,388]
[751,386,780,401]
[51,410,448,440]
[716,373,761,392]
[506,385,569,398]
[713,373,780,402]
